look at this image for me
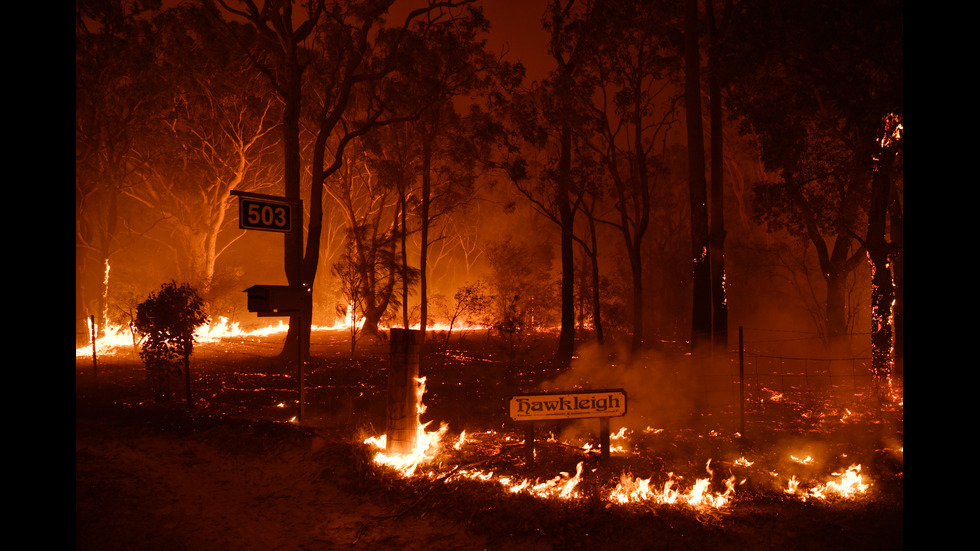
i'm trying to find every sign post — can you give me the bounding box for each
[509,389,627,465]
[232,190,306,421]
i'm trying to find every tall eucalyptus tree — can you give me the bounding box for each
[127,4,281,300]
[207,0,478,358]
[76,0,163,337]
[724,0,903,372]
[584,0,680,353]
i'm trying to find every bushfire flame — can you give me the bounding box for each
[785,464,870,501]
[363,377,451,477]
[608,460,737,509]
[78,314,885,513]
[359,382,879,513]
[77,313,483,359]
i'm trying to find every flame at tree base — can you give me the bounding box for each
[364,421,450,478]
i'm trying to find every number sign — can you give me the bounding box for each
[239,197,292,233]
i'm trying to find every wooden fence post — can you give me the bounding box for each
[387,328,420,455]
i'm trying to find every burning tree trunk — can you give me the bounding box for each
[76,0,160,338]
[867,115,902,383]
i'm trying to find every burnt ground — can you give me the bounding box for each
[76,329,903,550]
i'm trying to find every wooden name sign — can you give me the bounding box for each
[509,389,627,421]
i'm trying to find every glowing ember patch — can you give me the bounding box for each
[762,388,784,401]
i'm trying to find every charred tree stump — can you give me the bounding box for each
[387,328,420,455]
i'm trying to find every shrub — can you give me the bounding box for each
[134,281,208,402]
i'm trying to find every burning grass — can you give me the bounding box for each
[78,325,902,549]
[349,423,901,550]
[358,419,896,516]
[351,354,900,519]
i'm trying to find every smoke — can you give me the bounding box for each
[536,341,705,438]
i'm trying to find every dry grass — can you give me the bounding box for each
[77,330,902,550]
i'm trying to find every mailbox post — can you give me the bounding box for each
[233,190,306,421]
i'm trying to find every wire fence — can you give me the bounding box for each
[75,329,142,377]
[740,352,874,397]
[77,322,902,432]
[710,326,903,434]
[736,326,883,391]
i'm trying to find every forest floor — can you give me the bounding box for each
[76,329,903,550]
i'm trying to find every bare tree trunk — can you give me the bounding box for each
[556,123,576,366]
[707,0,728,355]
[400,188,410,329]
[889,182,903,380]
[824,271,849,342]
[685,0,712,355]
[420,137,431,346]
[629,247,644,351]
[280,44,306,361]
[586,215,604,345]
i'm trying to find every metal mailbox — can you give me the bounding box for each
[243,285,303,316]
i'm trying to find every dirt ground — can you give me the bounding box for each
[76,404,507,550]
[76,331,903,550]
